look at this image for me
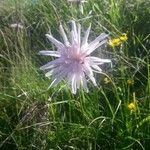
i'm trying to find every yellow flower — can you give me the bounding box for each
[108,38,121,47]
[127,79,134,85]
[104,77,111,84]
[128,102,136,110]
[108,33,127,47]
[119,33,128,41]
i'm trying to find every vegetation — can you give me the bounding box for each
[0,0,150,149]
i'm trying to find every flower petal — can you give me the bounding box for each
[59,24,70,46]
[89,33,108,46]
[82,62,93,76]
[38,51,60,57]
[91,65,102,72]
[46,34,65,49]
[82,76,89,92]
[86,40,107,55]
[69,74,77,94]
[90,56,111,64]
[71,21,77,40]
[87,75,97,86]
[40,59,62,70]
[49,78,62,87]
[82,24,91,46]
[77,23,81,47]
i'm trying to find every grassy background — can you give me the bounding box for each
[0,0,150,149]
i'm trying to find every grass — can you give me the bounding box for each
[0,0,150,149]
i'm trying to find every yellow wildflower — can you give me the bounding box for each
[127,79,134,85]
[108,33,127,47]
[104,77,111,84]
[119,33,127,41]
[108,38,121,47]
[128,102,136,110]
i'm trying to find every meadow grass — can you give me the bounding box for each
[0,0,150,149]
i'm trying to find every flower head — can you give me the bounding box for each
[104,77,111,84]
[128,102,136,110]
[39,21,111,94]
[127,79,134,85]
[119,33,127,41]
[108,33,127,47]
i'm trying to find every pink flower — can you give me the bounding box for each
[39,21,111,94]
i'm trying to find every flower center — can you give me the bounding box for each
[72,54,84,64]
[64,54,84,65]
